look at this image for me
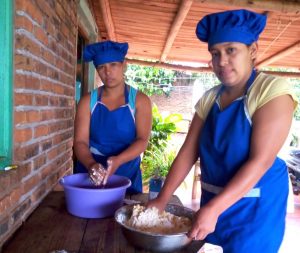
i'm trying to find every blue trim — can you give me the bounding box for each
[128,86,137,114]
[90,88,98,113]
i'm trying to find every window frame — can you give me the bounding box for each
[0,0,13,169]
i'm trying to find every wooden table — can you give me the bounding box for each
[2,191,204,253]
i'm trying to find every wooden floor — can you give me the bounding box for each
[175,186,300,252]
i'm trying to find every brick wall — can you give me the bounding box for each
[0,0,77,247]
[150,84,195,153]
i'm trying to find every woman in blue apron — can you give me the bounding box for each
[74,40,152,194]
[148,10,298,252]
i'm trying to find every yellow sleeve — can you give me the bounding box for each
[247,72,298,118]
[194,85,220,121]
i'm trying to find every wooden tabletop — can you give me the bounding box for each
[2,191,204,253]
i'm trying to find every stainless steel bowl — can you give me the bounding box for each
[114,203,195,252]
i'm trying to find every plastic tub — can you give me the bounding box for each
[60,173,131,218]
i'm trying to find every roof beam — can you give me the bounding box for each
[160,0,193,62]
[196,0,300,14]
[127,59,211,73]
[127,58,300,78]
[257,41,300,68]
[99,0,116,41]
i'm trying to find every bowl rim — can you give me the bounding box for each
[60,173,131,192]
[114,203,194,237]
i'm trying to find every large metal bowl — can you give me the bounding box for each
[115,203,195,252]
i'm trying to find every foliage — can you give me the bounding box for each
[142,145,176,183]
[141,104,182,183]
[125,64,176,96]
[290,79,300,121]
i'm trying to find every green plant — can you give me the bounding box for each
[141,104,182,184]
[142,145,176,183]
[125,64,176,96]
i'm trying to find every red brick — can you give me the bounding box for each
[34,26,48,46]
[14,143,39,161]
[33,154,47,170]
[14,128,33,143]
[47,67,59,80]
[14,73,40,90]
[15,15,34,32]
[34,61,48,76]
[34,94,49,106]
[15,34,40,56]
[0,173,10,197]
[17,163,32,180]
[10,187,22,206]
[41,110,54,121]
[40,48,55,66]
[41,139,52,152]
[40,165,53,180]
[11,198,31,223]
[47,148,58,161]
[0,196,10,217]
[34,125,49,138]
[22,174,41,194]
[64,86,74,97]
[49,96,59,106]
[27,110,41,123]
[14,54,35,72]
[14,93,33,106]
[54,109,64,119]
[52,84,64,95]
[40,79,53,92]
[55,2,66,22]
[61,22,70,40]
[14,111,27,125]
[31,183,47,203]
[15,0,44,26]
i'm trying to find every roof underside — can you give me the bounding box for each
[87,0,300,75]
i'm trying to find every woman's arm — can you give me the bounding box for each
[189,94,295,240]
[105,91,152,177]
[147,114,204,211]
[74,94,96,170]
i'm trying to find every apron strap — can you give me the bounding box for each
[201,181,261,198]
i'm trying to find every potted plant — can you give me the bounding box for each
[141,104,182,199]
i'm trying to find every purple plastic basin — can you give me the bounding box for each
[59,173,131,218]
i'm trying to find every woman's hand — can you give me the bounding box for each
[88,163,107,186]
[102,156,122,185]
[146,196,168,212]
[188,204,219,241]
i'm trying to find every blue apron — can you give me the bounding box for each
[76,85,142,194]
[199,70,288,252]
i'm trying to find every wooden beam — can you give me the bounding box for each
[99,0,116,41]
[127,58,212,72]
[160,0,193,62]
[257,41,300,68]
[126,59,300,78]
[195,0,300,14]
[262,70,300,78]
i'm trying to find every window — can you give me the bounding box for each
[0,0,13,169]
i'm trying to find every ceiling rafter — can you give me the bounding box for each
[195,0,300,14]
[257,41,300,68]
[99,0,116,41]
[160,0,194,62]
[258,15,300,61]
[127,59,300,78]
[93,0,300,72]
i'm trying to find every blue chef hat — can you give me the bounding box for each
[83,40,129,67]
[196,9,267,47]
